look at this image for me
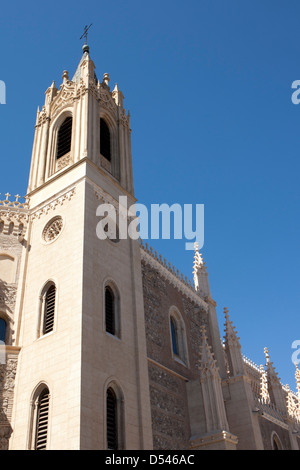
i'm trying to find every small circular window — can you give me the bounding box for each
[42,216,64,243]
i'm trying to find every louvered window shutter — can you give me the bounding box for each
[107,388,118,450]
[105,287,115,335]
[100,118,111,161]
[35,388,50,450]
[57,117,72,159]
[43,285,55,335]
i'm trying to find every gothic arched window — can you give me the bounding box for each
[106,387,118,450]
[170,317,179,356]
[33,386,50,450]
[169,308,189,366]
[272,432,282,450]
[100,118,111,161]
[56,116,72,159]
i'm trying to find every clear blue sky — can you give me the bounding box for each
[0,0,299,390]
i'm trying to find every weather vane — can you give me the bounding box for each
[80,24,93,45]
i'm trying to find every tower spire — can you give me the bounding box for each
[260,364,270,403]
[264,347,286,413]
[192,242,211,297]
[193,242,203,290]
[223,307,245,376]
[187,324,230,435]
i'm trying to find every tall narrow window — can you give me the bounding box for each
[35,387,50,450]
[105,286,115,335]
[43,284,56,335]
[170,317,179,356]
[106,388,118,450]
[169,308,189,366]
[56,116,72,159]
[100,118,111,161]
[0,318,6,344]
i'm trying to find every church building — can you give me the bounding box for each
[0,43,299,450]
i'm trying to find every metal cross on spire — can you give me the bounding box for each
[80,24,93,45]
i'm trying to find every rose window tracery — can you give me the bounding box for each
[42,216,63,243]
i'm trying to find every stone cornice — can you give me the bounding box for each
[205,297,217,307]
[29,187,76,220]
[189,430,238,448]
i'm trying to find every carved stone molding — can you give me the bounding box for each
[0,196,29,239]
[100,86,117,117]
[0,347,20,450]
[55,153,72,172]
[51,82,76,119]
[30,187,76,221]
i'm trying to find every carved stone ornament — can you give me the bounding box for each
[42,216,64,243]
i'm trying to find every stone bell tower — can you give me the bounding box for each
[9,43,153,450]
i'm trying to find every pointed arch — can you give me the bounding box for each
[99,112,120,181]
[169,306,189,366]
[0,253,16,284]
[46,109,74,178]
[56,116,73,159]
[271,431,283,450]
[100,118,111,162]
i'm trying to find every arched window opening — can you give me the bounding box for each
[34,387,50,450]
[105,286,115,335]
[169,308,189,366]
[0,254,16,283]
[272,433,282,450]
[100,118,111,162]
[106,387,118,450]
[56,116,72,159]
[0,318,7,344]
[43,284,56,335]
[170,317,179,356]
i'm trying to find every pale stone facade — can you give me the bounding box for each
[0,44,299,450]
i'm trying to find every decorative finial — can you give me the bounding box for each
[193,242,203,267]
[103,73,110,86]
[264,347,270,362]
[62,70,69,84]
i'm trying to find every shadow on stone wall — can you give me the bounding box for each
[0,362,13,450]
[0,279,15,314]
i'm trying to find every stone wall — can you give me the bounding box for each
[258,415,292,450]
[141,259,209,449]
[0,228,24,449]
[0,348,20,450]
